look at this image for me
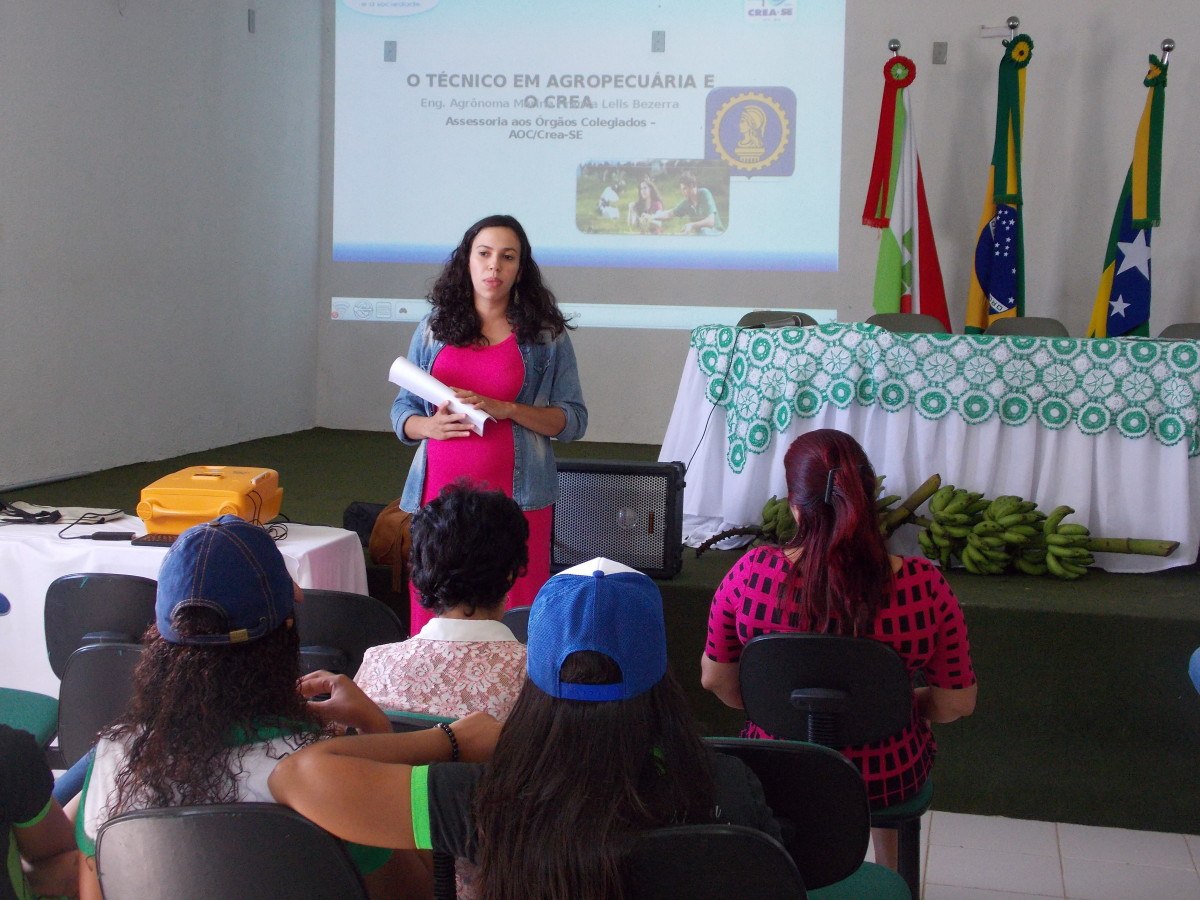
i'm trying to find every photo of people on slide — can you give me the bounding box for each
[576,160,730,236]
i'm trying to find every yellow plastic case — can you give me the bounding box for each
[137,466,282,535]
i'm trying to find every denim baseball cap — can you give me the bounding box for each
[156,515,294,645]
[526,558,667,702]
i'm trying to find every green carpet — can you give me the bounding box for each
[18,428,1200,834]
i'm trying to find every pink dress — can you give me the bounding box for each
[409,335,553,633]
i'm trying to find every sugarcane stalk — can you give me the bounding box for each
[1085,537,1179,557]
[882,474,942,536]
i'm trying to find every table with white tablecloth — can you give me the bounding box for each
[0,520,369,697]
[659,323,1200,573]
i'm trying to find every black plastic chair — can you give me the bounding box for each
[1157,322,1200,340]
[96,803,370,900]
[738,310,819,329]
[865,312,948,334]
[985,316,1069,337]
[295,589,406,678]
[739,633,928,900]
[501,605,531,643]
[56,643,143,769]
[385,709,454,733]
[44,573,157,678]
[626,824,806,899]
[706,738,909,899]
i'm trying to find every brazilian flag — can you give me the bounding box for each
[964,34,1033,334]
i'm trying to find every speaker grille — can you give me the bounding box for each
[551,461,684,578]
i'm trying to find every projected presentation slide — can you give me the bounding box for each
[334,0,845,272]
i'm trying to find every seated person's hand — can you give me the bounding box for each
[299,670,391,734]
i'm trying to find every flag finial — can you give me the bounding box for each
[1160,38,1175,66]
[888,38,901,55]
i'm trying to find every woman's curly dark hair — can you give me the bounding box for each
[427,214,571,347]
[104,607,326,815]
[411,479,530,616]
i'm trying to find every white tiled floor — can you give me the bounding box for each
[868,811,1200,899]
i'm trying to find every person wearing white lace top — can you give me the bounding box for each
[355,480,529,722]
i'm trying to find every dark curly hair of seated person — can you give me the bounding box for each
[104,606,325,816]
[410,479,530,617]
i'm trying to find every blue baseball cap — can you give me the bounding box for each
[155,515,294,645]
[526,558,667,702]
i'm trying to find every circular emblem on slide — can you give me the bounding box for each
[710,92,791,173]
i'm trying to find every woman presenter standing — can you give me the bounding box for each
[392,215,587,634]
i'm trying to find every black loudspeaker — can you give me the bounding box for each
[552,460,685,579]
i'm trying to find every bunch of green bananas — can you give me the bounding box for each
[918,485,988,569]
[759,495,797,545]
[960,495,1043,575]
[1040,505,1094,579]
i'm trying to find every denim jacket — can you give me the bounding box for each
[391,317,587,512]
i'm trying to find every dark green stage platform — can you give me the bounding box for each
[21,429,1200,834]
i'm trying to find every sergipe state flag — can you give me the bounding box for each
[965,34,1034,334]
[1086,55,1168,338]
[863,55,950,331]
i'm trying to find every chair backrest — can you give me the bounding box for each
[57,643,143,768]
[385,709,454,733]
[1158,322,1200,340]
[501,605,531,643]
[737,310,818,329]
[705,737,868,890]
[96,803,369,900]
[44,573,157,678]
[865,312,948,334]
[739,633,912,747]
[985,316,1069,337]
[625,824,806,899]
[295,589,406,678]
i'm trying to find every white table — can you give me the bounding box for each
[660,324,1200,574]
[0,520,369,697]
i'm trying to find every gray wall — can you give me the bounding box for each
[1,1,321,488]
[3,2,1198,487]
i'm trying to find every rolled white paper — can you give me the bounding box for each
[388,356,492,436]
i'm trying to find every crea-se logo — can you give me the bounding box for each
[744,0,796,20]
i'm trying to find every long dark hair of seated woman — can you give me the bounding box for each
[782,428,894,635]
[472,649,716,900]
[105,606,325,815]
